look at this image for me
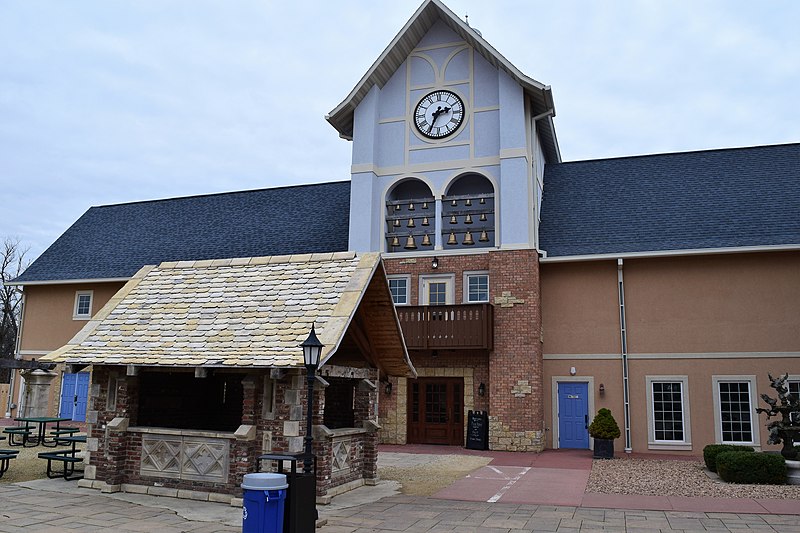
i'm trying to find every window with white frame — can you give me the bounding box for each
[73,291,93,319]
[713,376,758,445]
[464,272,489,303]
[387,275,410,305]
[646,376,690,448]
[788,377,799,398]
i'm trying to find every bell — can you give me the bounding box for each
[408,202,415,211]
[479,230,489,242]
[480,213,487,222]
[421,234,432,246]
[391,236,400,247]
[464,214,473,224]
[465,198,472,206]
[447,232,457,245]
[407,218,415,228]
[393,218,401,227]
[404,235,418,250]
[449,215,458,224]
[422,201,429,209]
[479,197,486,205]
[421,217,430,226]
[395,204,401,211]
[463,231,475,245]
[451,199,458,207]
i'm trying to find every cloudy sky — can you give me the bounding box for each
[1,0,798,260]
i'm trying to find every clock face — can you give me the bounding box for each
[414,90,465,139]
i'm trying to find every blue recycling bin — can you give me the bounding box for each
[242,473,289,533]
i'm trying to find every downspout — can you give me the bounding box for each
[617,259,632,452]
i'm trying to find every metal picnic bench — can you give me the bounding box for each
[37,435,86,481]
[2,425,34,447]
[0,437,20,479]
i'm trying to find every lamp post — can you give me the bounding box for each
[300,324,323,475]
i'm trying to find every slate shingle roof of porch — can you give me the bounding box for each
[43,252,414,377]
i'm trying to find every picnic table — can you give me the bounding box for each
[13,417,72,447]
[38,435,86,481]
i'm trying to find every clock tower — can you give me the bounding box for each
[327,0,560,452]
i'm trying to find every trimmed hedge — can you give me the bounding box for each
[588,408,621,440]
[716,451,786,485]
[703,444,755,472]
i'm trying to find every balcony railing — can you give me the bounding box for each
[395,304,493,350]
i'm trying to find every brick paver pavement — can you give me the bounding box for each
[318,495,800,533]
[0,484,239,532]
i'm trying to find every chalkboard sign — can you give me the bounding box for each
[466,410,489,450]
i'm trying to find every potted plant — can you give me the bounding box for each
[589,408,621,459]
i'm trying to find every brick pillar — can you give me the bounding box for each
[356,376,378,482]
[230,375,259,492]
[91,370,136,487]
[487,249,544,452]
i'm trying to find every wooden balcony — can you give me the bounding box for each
[395,304,493,350]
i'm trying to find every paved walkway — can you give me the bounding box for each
[1,445,799,532]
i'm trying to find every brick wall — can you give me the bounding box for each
[383,249,544,451]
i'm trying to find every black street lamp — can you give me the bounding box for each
[300,324,323,475]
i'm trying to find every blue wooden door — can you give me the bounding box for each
[59,372,90,421]
[558,382,589,449]
[73,372,90,422]
[59,374,76,419]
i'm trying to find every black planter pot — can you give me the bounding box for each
[593,438,615,459]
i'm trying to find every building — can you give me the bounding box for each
[6,0,800,484]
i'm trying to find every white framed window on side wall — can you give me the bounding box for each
[73,291,93,320]
[712,375,759,446]
[387,275,411,305]
[646,376,691,450]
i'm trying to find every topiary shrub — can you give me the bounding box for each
[703,444,755,472]
[588,408,621,440]
[716,451,786,484]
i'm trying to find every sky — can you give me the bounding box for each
[1,0,799,261]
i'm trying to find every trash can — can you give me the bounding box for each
[242,472,289,533]
[257,453,317,533]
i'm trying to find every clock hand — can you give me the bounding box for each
[428,106,444,133]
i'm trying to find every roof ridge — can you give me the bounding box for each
[88,180,350,210]
[558,142,800,166]
[157,251,359,270]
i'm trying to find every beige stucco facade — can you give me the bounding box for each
[8,281,124,418]
[542,251,800,455]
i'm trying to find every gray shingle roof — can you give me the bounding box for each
[539,143,800,258]
[15,181,351,282]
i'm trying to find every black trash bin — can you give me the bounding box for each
[257,453,317,533]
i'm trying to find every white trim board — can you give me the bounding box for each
[539,244,800,263]
[544,352,799,360]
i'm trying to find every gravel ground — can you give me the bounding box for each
[0,444,49,483]
[587,456,800,499]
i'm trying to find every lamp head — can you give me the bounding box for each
[301,324,324,368]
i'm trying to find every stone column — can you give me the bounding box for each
[20,369,57,417]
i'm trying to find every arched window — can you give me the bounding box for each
[442,174,495,249]
[385,179,434,253]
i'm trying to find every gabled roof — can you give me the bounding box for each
[326,0,560,163]
[13,181,351,284]
[539,143,800,258]
[43,252,416,378]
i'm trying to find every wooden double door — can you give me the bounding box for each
[407,377,464,446]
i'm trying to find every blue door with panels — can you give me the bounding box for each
[558,382,589,449]
[59,372,90,422]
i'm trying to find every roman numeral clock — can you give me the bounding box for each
[414,90,465,139]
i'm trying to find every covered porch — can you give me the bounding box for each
[42,252,415,501]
